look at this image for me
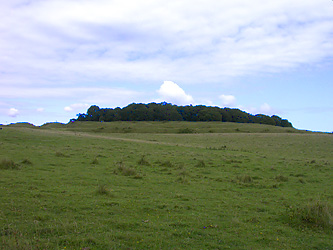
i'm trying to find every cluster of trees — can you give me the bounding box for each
[73,102,293,127]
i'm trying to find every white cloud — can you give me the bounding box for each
[240,103,276,116]
[8,108,19,117]
[64,103,89,112]
[260,103,273,114]
[36,108,44,112]
[219,95,236,107]
[157,81,194,105]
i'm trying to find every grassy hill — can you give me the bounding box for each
[0,122,332,249]
[39,121,301,134]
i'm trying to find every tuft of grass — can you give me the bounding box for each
[225,159,243,164]
[96,184,113,196]
[195,160,206,168]
[116,161,137,176]
[133,173,143,179]
[178,168,189,177]
[299,178,306,184]
[160,160,174,168]
[178,128,195,134]
[286,200,333,230]
[176,167,190,184]
[91,157,99,165]
[21,158,33,165]
[0,159,19,170]
[137,155,150,166]
[275,175,288,182]
[237,175,253,183]
[121,167,137,176]
[206,145,226,150]
[55,151,66,157]
[176,175,189,184]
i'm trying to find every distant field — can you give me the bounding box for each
[0,122,332,249]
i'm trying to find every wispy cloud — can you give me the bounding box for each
[1,0,332,87]
[64,103,89,112]
[240,103,277,116]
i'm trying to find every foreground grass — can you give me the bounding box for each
[0,122,332,249]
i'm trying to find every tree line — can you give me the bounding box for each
[73,102,293,127]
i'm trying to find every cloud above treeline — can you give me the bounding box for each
[157,81,194,105]
[219,95,236,107]
[8,108,19,117]
[1,0,332,87]
[64,103,90,112]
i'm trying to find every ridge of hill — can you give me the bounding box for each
[2,121,308,134]
[72,103,293,128]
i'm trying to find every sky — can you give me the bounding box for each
[0,0,332,132]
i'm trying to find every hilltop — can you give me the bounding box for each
[72,102,293,128]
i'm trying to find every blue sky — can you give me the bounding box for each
[0,0,332,132]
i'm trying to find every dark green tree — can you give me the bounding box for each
[71,103,293,128]
[87,105,100,121]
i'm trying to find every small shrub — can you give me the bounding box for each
[138,155,150,166]
[0,159,19,170]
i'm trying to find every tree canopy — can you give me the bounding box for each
[73,102,293,127]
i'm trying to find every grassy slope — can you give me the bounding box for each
[0,122,332,249]
[40,121,300,134]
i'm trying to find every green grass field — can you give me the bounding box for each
[0,122,332,249]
